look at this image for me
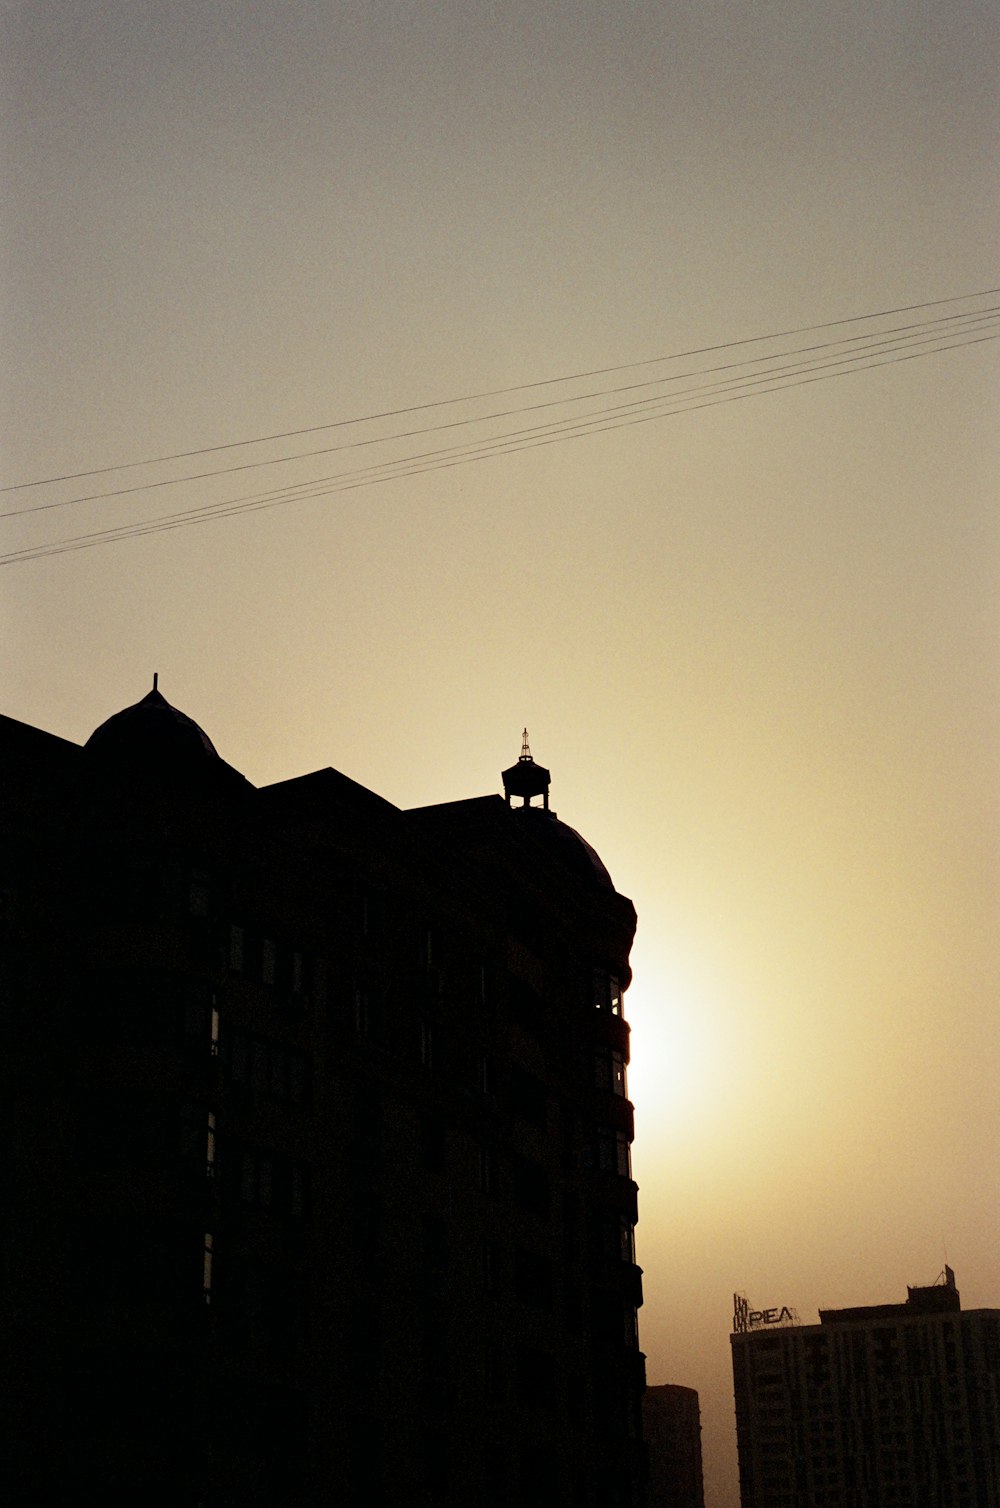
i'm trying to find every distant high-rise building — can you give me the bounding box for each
[643,1383,706,1508]
[730,1268,1000,1507]
[2,690,646,1506]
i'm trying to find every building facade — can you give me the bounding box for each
[642,1383,706,1508]
[731,1269,1000,1508]
[2,689,646,1506]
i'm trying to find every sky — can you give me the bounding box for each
[3,3,998,1502]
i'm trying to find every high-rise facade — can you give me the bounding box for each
[731,1269,1000,1508]
[2,688,645,1506]
[643,1383,706,1508]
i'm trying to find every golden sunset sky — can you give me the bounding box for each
[3,4,998,1502]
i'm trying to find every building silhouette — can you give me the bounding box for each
[2,688,645,1506]
[730,1268,1000,1507]
[642,1383,706,1508]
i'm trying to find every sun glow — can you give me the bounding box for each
[625,952,721,1142]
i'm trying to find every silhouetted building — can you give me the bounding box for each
[643,1383,706,1508]
[2,691,645,1506]
[730,1269,1000,1507]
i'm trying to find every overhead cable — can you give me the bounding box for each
[2,285,998,496]
[2,304,997,521]
[3,324,994,567]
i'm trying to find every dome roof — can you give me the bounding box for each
[516,806,614,888]
[87,686,218,759]
[84,684,247,790]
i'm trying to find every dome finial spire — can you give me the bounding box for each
[153,672,158,692]
[503,731,551,810]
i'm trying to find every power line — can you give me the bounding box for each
[144,318,994,527]
[3,286,998,495]
[3,325,994,567]
[6,328,995,562]
[3,305,997,521]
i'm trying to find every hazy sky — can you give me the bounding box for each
[3,4,998,1502]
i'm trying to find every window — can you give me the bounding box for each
[188,868,211,917]
[359,886,387,941]
[228,925,311,999]
[353,986,368,1039]
[288,1052,309,1104]
[560,1103,579,1170]
[592,969,625,1018]
[594,1048,627,1097]
[220,1024,310,1105]
[354,983,383,1042]
[600,1215,635,1263]
[269,1045,289,1099]
[251,1038,270,1095]
[241,1151,274,1207]
[596,1128,631,1179]
[482,1240,500,1294]
[228,1027,250,1083]
[179,1102,201,1158]
[181,986,216,1050]
[421,1216,449,1297]
[178,1101,216,1177]
[261,937,277,986]
[202,1232,214,1304]
[233,1145,310,1220]
[611,1050,626,1097]
[289,1164,310,1220]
